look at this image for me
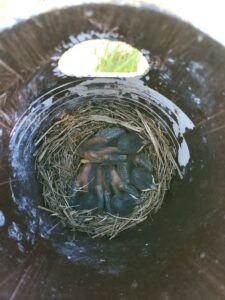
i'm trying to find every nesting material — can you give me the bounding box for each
[34,100,178,238]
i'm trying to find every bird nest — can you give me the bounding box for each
[34,99,178,238]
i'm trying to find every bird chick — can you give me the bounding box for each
[111,193,138,216]
[117,132,145,154]
[131,167,157,191]
[95,127,125,142]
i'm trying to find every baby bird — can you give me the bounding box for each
[83,147,125,163]
[71,127,154,215]
[131,167,157,191]
[109,166,124,194]
[111,192,138,216]
[116,162,130,184]
[95,166,105,209]
[75,163,93,191]
[79,136,107,153]
[122,183,140,199]
[134,153,153,172]
[117,132,144,154]
[95,127,125,142]
[75,192,99,211]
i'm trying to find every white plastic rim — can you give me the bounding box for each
[58,39,150,78]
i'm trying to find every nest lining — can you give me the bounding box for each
[34,100,177,238]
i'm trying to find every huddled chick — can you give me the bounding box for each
[70,126,156,216]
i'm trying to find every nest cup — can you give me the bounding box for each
[34,98,177,238]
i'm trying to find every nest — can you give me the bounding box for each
[34,99,178,238]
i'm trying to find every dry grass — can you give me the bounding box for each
[34,99,178,238]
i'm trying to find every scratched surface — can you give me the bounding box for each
[0,4,225,300]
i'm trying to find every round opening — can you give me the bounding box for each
[58,39,149,78]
